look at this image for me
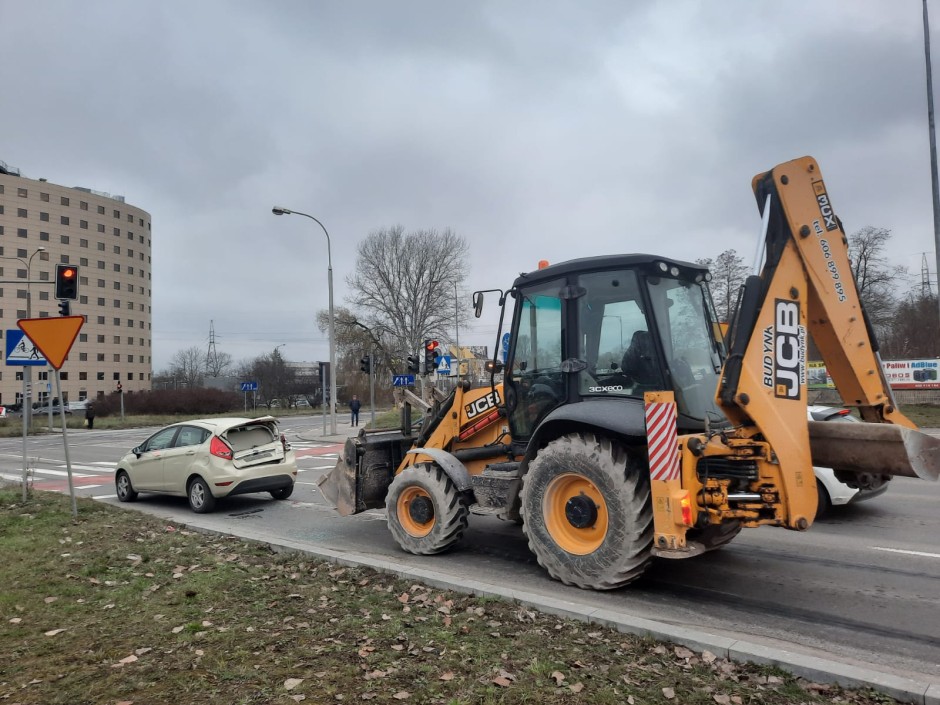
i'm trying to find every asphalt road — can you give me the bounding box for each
[2,417,938,695]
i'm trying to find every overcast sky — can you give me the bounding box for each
[1,1,937,370]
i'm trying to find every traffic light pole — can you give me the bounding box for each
[369,351,376,426]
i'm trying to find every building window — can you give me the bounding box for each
[17,187,27,197]
[127,232,133,241]
[80,201,88,211]
[79,372,87,380]
[113,317,120,325]
[127,213,133,223]
[97,242,104,251]
[60,196,69,206]
[113,281,120,290]
[60,216,69,225]
[114,372,120,380]
[128,250,134,258]
[98,279,105,287]
[97,354,105,362]
[113,299,120,307]
[97,316,104,324]
[80,334,88,342]
[97,223,104,233]
[17,208,27,217]
[97,261,105,269]
[113,264,120,272]
[98,298,105,306]
[97,372,104,381]
[16,229,26,238]
[39,212,49,222]
[39,291,49,301]
[79,295,88,304]
[113,210,120,219]
[113,354,120,362]
[97,205,105,214]
[113,228,120,236]
[128,355,134,363]
[60,235,69,245]
[113,246,120,254]
[40,192,49,202]
[39,232,49,241]
[80,239,88,248]
[39,271,48,280]
[80,221,88,230]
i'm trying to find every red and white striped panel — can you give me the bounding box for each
[645,400,680,482]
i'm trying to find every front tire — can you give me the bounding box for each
[386,464,469,555]
[188,476,216,514]
[521,433,653,590]
[115,470,138,503]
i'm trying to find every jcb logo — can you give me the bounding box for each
[773,299,805,399]
[465,390,502,420]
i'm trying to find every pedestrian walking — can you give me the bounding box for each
[349,395,361,427]
[85,402,96,430]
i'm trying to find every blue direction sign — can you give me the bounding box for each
[501,332,511,361]
[392,374,416,387]
[240,381,258,392]
[6,329,46,366]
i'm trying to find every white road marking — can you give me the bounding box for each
[870,546,940,559]
[32,468,95,478]
[58,464,114,473]
[92,494,118,499]
[80,484,103,489]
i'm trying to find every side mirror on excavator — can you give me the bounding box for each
[485,359,504,373]
[473,291,484,318]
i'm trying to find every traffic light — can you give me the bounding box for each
[406,355,420,373]
[424,339,440,373]
[57,300,71,316]
[55,264,79,300]
[116,382,123,394]
[360,355,371,374]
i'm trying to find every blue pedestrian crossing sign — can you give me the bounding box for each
[436,355,452,374]
[5,329,46,366]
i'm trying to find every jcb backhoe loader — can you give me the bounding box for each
[320,156,940,590]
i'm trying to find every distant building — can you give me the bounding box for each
[0,160,152,405]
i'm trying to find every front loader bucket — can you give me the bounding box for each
[809,421,940,482]
[317,429,414,516]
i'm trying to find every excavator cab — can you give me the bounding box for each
[501,255,727,448]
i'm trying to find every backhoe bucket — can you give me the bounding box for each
[808,421,940,482]
[317,429,413,516]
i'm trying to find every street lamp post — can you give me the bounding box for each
[453,281,460,377]
[272,207,337,434]
[0,246,46,500]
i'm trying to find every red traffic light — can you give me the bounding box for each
[62,268,76,279]
[425,340,439,352]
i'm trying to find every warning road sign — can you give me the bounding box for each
[5,329,47,366]
[17,316,85,370]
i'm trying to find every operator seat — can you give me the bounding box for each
[622,330,660,389]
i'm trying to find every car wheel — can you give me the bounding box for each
[520,432,653,590]
[386,464,469,555]
[816,481,832,519]
[270,484,294,500]
[115,470,138,502]
[188,476,216,513]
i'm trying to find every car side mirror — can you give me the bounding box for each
[132,446,142,458]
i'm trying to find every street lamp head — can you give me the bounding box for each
[272,206,292,216]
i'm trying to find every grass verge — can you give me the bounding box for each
[0,489,901,705]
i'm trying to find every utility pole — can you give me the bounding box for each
[923,0,940,331]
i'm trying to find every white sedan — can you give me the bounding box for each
[115,416,297,513]
[810,405,890,517]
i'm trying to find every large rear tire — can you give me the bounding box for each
[386,464,469,555]
[521,433,653,590]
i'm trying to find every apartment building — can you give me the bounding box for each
[0,160,152,405]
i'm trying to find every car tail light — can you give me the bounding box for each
[280,433,291,451]
[210,436,233,460]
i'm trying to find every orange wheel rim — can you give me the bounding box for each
[397,486,435,537]
[543,473,608,555]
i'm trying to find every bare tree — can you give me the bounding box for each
[205,350,233,377]
[341,225,469,360]
[169,346,205,388]
[881,292,940,359]
[697,249,748,323]
[847,226,908,334]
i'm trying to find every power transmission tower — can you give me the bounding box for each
[206,320,219,376]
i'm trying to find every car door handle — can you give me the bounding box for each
[185,450,196,455]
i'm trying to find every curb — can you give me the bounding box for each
[173,518,938,705]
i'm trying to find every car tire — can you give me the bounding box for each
[520,432,654,590]
[115,470,138,503]
[188,476,216,514]
[270,484,294,500]
[816,481,832,519]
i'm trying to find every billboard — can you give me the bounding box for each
[808,359,940,390]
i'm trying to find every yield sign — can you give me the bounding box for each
[17,316,85,370]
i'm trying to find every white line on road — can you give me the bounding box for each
[870,546,940,559]
[92,494,118,499]
[31,468,95,478]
